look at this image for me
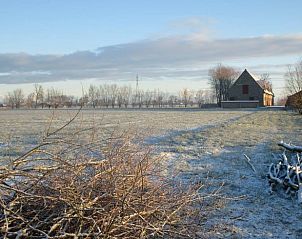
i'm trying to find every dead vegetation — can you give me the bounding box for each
[268,142,302,203]
[0,110,205,238]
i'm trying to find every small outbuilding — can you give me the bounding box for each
[222,69,274,108]
[285,90,302,113]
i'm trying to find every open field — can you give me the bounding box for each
[1,108,302,238]
[0,109,252,157]
[154,110,302,238]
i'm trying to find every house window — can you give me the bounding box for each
[230,97,235,101]
[249,97,254,100]
[242,85,249,94]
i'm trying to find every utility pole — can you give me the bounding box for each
[136,74,139,97]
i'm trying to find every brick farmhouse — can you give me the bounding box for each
[222,69,274,108]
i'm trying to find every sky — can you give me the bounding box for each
[0,0,302,100]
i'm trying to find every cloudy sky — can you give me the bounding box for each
[0,0,302,100]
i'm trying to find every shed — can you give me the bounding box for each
[285,90,302,113]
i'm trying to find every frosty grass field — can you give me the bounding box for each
[1,108,302,238]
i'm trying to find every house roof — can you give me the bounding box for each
[231,69,261,88]
[288,90,302,98]
[264,89,274,96]
[286,90,302,106]
[247,70,260,81]
[236,69,274,95]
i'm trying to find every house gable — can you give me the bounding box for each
[228,69,264,102]
[230,69,263,93]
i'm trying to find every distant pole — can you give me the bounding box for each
[136,74,139,97]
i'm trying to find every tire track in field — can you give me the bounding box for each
[152,110,302,238]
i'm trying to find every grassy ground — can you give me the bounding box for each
[154,110,302,238]
[1,109,301,238]
[0,109,251,157]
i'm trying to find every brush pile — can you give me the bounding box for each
[0,114,203,238]
[268,141,302,203]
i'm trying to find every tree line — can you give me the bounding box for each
[3,84,215,109]
[3,60,301,110]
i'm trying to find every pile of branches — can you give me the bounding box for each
[0,113,203,238]
[268,141,302,203]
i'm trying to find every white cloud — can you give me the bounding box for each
[0,33,301,86]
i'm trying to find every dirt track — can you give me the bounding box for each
[1,109,302,238]
[153,110,302,238]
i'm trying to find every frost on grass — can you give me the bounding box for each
[0,109,217,238]
[151,111,302,238]
[1,109,302,238]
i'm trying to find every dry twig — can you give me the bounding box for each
[0,110,204,238]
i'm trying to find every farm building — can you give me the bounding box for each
[285,90,302,113]
[222,69,274,108]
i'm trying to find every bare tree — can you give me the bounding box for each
[101,85,110,108]
[45,88,53,108]
[15,89,25,108]
[78,94,88,107]
[285,60,302,113]
[155,90,165,108]
[151,90,157,108]
[204,90,216,104]
[179,88,192,107]
[144,90,153,108]
[3,82,219,110]
[109,84,118,108]
[196,90,205,108]
[168,95,178,108]
[137,89,144,108]
[34,84,44,108]
[257,73,273,92]
[46,87,64,108]
[26,92,35,108]
[4,93,14,109]
[6,88,24,109]
[61,95,74,108]
[162,92,170,108]
[88,84,98,108]
[285,60,302,94]
[98,85,105,107]
[122,86,132,108]
[117,87,123,108]
[208,64,238,105]
[116,85,132,108]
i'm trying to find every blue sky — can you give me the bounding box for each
[1,0,301,53]
[0,0,302,98]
